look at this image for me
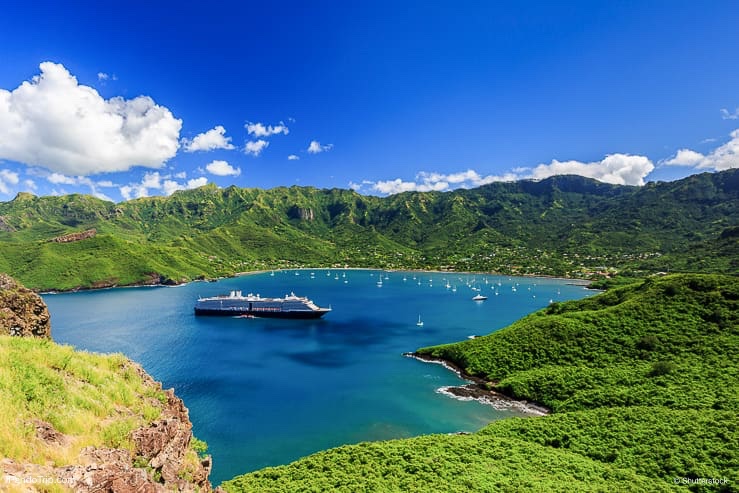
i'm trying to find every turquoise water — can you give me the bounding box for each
[43,269,592,484]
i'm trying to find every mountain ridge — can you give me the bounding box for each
[1,170,737,291]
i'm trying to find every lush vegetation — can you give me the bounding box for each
[0,335,205,482]
[0,170,737,291]
[224,433,667,492]
[224,274,738,491]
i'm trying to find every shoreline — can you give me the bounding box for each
[404,352,550,417]
[34,266,593,294]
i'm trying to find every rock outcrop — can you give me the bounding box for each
[0,215,15,232]
[50,228,97,243]
[0,273,51,338]
[1,365,215,492]
[0,275,215,491]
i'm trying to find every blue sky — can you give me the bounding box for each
[0,1,738,202]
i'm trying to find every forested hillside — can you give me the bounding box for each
[0,170,736,291]
[223,274,738,492]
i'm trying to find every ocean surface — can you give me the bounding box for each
[43,269,592,484]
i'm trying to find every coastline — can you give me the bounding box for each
[33,266,593,294]
[404,352,550,417]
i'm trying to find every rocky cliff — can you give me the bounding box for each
[0,273,51,337]
[0,274,216,492]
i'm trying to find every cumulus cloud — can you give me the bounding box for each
[664,149,705,166]
[0,169,20,194]
[245,121,289,137]
[358,152,658,196]
[47,172,77,185]
[119,171,208,201]
[0,62,182,175]
[23,179,37,191]
[161,177,208,196]
[287,154,300,160]
[720,108,739,120]
[245,139,269,156]
[663,129,739,172]
[0,169,19,186]
[187,177,208,188]
[529,154,654,186]
[307,140,333,154]
[365,169,518,195]
[182,125,235,152]
[205,159,241,176]
[44,172,115,200]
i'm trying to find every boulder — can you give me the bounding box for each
[0,273,51,338]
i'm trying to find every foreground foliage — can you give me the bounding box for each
[0,335,207,483]
[1,170,737,291]
[0,336,164,465]
[224,274,738,492]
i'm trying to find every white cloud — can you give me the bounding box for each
[187,177,208,188]
[307,140,333,154]
[245,121,289,137]
[245,139,269,156]
[368,169,517,195]
[182,125,235,152]
[372,178,444,194]
[0,61,182,175]
[44,172,114,201]
[360,154,655,196]
[141,171,162,189]
[205,159,241,176]
[47,172,77,185]
[120,172,208,201]
[97,72,117,82]
[23,179,37,191]
[663,129,739,172]
[0,169,19,185]
[720,108,739,120]
[529,153,654,186]
[695,129,739,171]
[0,169,20,195]
[174,171,187,179]
[664,149,705,166]
[162,180,184,196]
[287,154,300,161]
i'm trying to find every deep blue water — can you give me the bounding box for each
[43,269,592,484]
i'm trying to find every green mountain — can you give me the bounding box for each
[223,273,738,492]
[0,170,737,291]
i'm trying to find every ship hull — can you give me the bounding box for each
[194,307,330,319]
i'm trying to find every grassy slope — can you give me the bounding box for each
[0,336,163,464]
[223,274,738,492]
[0,336,204,480]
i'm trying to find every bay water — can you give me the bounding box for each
[43,269,592,484]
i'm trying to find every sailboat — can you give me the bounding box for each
[416,315,424,327]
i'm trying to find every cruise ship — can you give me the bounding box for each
[194,290,331,319]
